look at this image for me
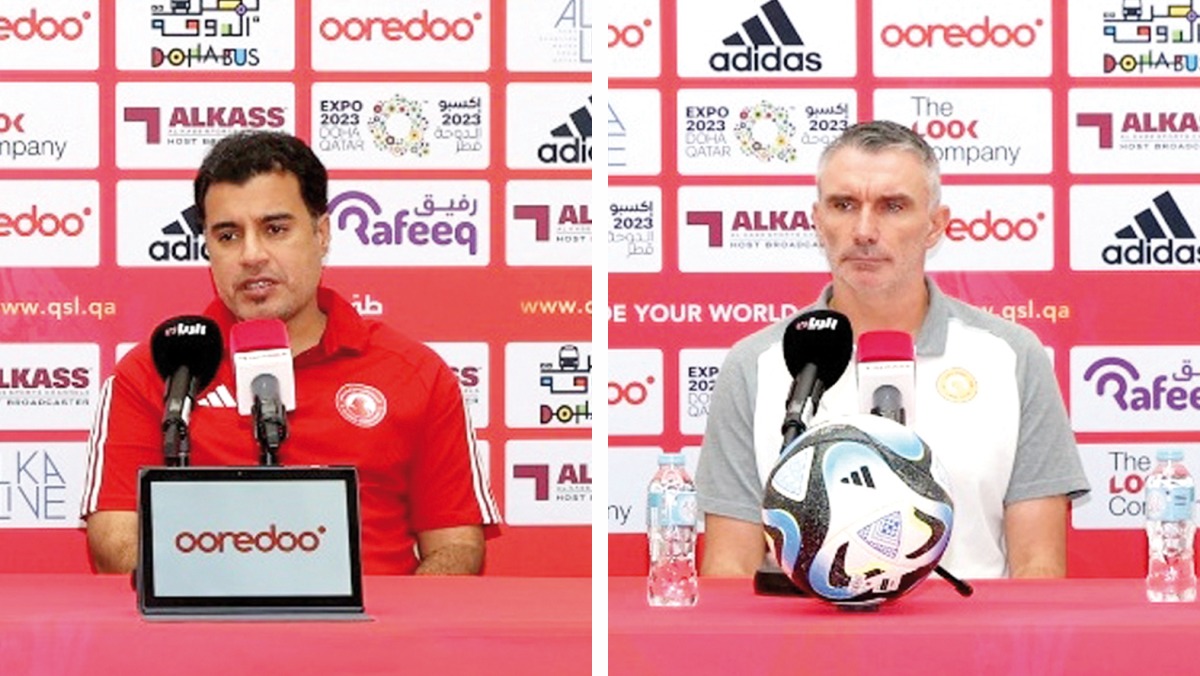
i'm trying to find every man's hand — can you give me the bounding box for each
[699,513,765,577]
[87,510,139,574]
[1004,495,1068,578]
[415,525,485,575]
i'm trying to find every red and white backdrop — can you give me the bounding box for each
[607,0,1200,577]
[0,0,592,576]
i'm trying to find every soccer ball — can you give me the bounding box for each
[761,414,954,606]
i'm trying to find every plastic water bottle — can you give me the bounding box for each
[1145,449,1196,602]
[647,453,698,607]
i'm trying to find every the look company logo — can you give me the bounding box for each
[328,190,480,255]
[512,203,591,244]
[0,8,92,41]
[1103,191,1200,266]
[174,524,327,554]
[1076,110,1200,150]
[878,16,1043,49]
[318,10,483,42]
[710,0,820,73]
[0,204,92,239]
[123,106,287,146]
[1084,356,1200,413]
[685,209,817,249]
[512,463,591,502]
[540,98,592,164]
[150,204,208,262]
[148,1,262,68]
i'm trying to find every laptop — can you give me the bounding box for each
[136,466,365,619]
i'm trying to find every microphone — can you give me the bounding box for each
[855,330,916,427]
[150,315,223,467]
[780,310,853,449]
[229,319,295,466]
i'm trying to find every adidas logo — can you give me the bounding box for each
[149,204,208,262]
[710,0,821,73]
[197,384,237,408]
[539,98,592,165]
[838,465,876,488]
[1102,190,1200,266]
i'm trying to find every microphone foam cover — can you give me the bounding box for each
[857,330,914,363]
[150,315,223,391]
[229,318,290,354]
[782,309,853,385]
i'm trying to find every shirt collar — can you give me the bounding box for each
[203,286,370,361]
[814,277,950,357]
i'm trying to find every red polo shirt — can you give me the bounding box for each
[82,287,500,574]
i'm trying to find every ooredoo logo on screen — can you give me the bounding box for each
[175,524,327,554]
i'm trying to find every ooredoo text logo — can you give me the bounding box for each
[318,10,483,41]
[944,210,1043,242]
[174,524,327,554]
[0,205,92,238]
[609,18,651,48]
[0,8,92,41]
[879,16,1043,49]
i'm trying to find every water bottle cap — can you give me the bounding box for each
[658,453,686,465]
[1157,449,1185,462]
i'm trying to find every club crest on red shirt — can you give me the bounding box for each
[335,383,388,428]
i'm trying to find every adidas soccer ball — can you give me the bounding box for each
[761,414,954,606]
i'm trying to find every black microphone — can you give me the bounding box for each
[150,315,223,467]
[779,310,853,449]
[251,373,288,466]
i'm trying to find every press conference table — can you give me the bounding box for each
[610,576,1199,675]
[0,575,589,675]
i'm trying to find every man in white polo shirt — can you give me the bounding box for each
[696,120,1089,580]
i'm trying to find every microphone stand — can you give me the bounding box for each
[253,394,287,466]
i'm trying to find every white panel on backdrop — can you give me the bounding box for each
[609,89,662,176]
[608,186,662,274]
[1072,444,1200,530]
[0,443,87,528]
[608,446,703,534]
[676,0,856,78]
[872,0,1053,77]
[427,342,490,429]
[677,185,828,273]
[0,2,98,71]
[311,0,490,72]
[505,440,591,525]
[116,180,208,268]
[0,83,97,169]
[324,180,489,267]
[1069,88,1200,174]
[875,89,1052,175]
[1070,185,1200,271]
[312,83,490,170]
[0,344,99,431]
[505,180,591,267]
[677,89,855,176]
[1071,346,1200,432]
[505,0,592,73]
[927,186,1054,272]
[0,181,99,268]
[608,349,664,436]
[679,349,730,436]
[506,83,593,170]
[1067,0,1200,77]
[608,0,662,78]
[115,0,295,71]
[115,82,295,169]
[505,343,592,429]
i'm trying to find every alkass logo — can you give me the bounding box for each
[609,18,652,48]
[945,210,1043,242]
[710,0,821,73]
[1077,111,1200,149]
[512,204,591,242]
[319,10,483,41]
[0,205,92,238]
[175,524,328,554]
[1103,191,1200,266]
[151,204,208,262]
[451,365,480,388]
[124,106,287,144]
[0,8,93,41]
[879,16,1043,48]
[0,367,90,389]
[540,98,592,164]
[686,209,814,247]
[512,463,591,501]
[1084,357,1200,412]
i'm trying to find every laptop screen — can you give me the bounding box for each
[137,466,364,615]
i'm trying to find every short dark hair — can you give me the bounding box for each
[193,131,328,224]
[817,120,942,208]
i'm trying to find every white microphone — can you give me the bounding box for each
[856,330,915,427]
[229,318,296,415]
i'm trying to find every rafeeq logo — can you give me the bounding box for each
[174,524,327,554]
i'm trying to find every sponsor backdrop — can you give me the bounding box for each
[608,0,1200,577]
[0,1,592,576]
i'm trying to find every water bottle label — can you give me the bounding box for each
[1146,485,1195,522]
[664,491,697,527]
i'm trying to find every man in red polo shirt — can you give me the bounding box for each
[81,131,500,575]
